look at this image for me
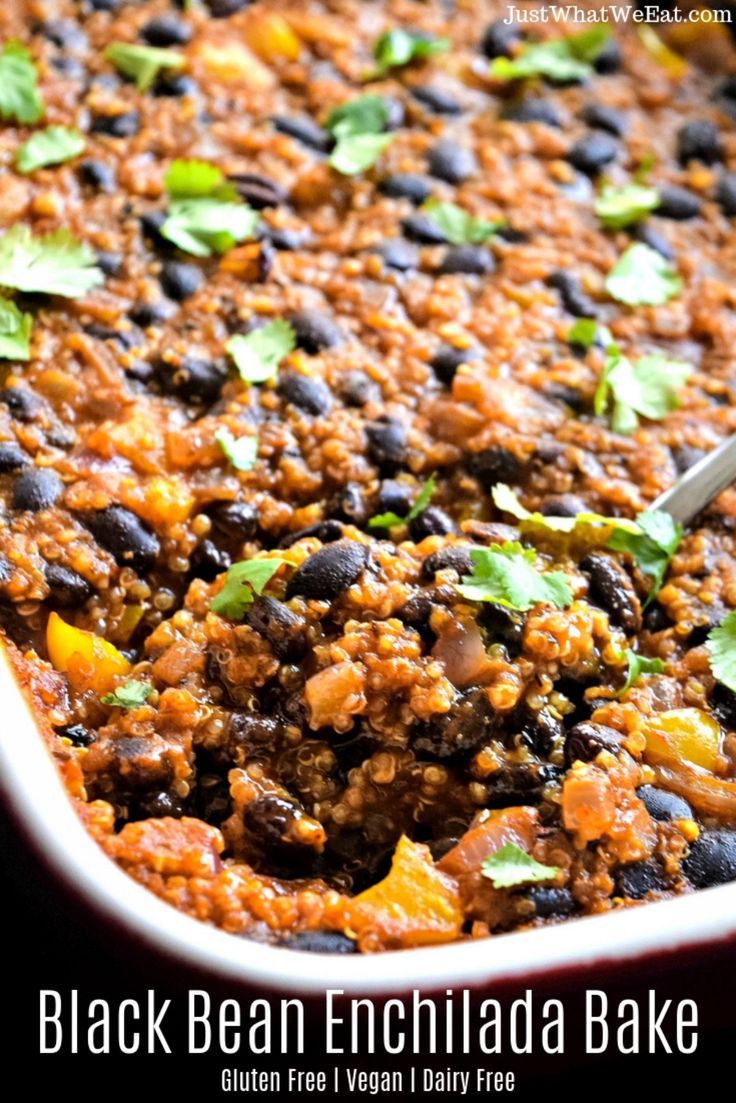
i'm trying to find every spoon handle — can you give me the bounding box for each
[649,434,736,526]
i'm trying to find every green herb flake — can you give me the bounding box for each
[15,126,85,174]
[0,41,44,124]
[325,95,394,176]
[215,428,258,471]
[490,25,611,84]
[421,199,503,245]
[104,42,185,92]
[481,842,559,889]
[161,159,257,257]
[372,28,450,73]
[330,132,393,175]
[606,508,682,601]
[455,541,573,611]
[369,474,437,529]
[565,318,598,349]
[616,648,665,698]
[706,611,736,694]
[210,557,288,621]
[101,681,153,710]
[0,227,103,298]
[226,319,296,384]
[605,243,682,307]
[0,297,32,360]
[492,483,641,537]
[594,183,661,230]
[594,346,691,434]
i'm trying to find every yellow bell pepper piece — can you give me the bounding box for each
[641,707,722,772]
[245,14,301,62]
[46,612,130,695]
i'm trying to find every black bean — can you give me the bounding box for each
[677,119,723,165]
[673,443,706,474]
[716,74,736,100]
[152,73,197,97]
[139,209,168,246]
[96,250,123,276]
[422,546,473,579]
[55,722,95,746]
[280,520,343,548]
[207,500,258,539]
[548,270,597,318]
[365,418,407,472]
[539,494,587,517]
[636,785,692,822]
[593,38,621,73]
[89,0,119,9]
[272,114,332,153]
[129,300,175,327]
[614,860,667,899]
[41,19,86,49]
[130,792,184,820]
[632,221,674,260]
[228,173,288,209]
[264,227,305,251]
[711,680,736,729]
[397,591,435,633]
[524,886,576,918]
[409,506,455,541]
[339,371,380,407]
[0,387,44,422]
[503,99,562,127]
[642,603,673,633]
[85,323,133,347]
[427,139,477,184]
[372,238,418,272]
[190,539,231,581]
[716,173,736,216]
[0,442,30,473]
[44,562,92,606]
[429,343,476,386]
[682,829,736,888]
[90,111,140,138]
[159,260,203,302]
[245,594,306,659]
[82,505,160,571]
[51,56,84,78]
[382,96,406,130]
[581,552,642,632]
[565,721,625,766]
[437,245,494,275]
[288,309,342,354]
[287,931,357,954]
[286,539,368,601]
[580,102,625,135]
[330,484,369,527]
[11,468,64,512]
[413,686,497,760]
[469,445,523,484]
[155,355,227,404]
[567,132,618,175]
[277,372,332,416]
[656,184,702,220]
[480,19,520,59]
[400,213,447,245]
[545,381,585,410]
[378,173,432,204]
[141,15,191,46]
[206,0,253,16]
[411,85,462,115]
[377,479,413,516]
[77,159,115,191]
[495,224,528,244]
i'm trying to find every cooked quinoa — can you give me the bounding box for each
[2,0,736,953]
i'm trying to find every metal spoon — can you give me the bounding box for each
[650,434,736,526]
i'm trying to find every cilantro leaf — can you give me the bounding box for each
[594,346,690,433]
[606,508,682,600]
[164,159,224,198]
[226,319,296,384]
[605,243,682,306]
[0,41,44,124]
[455,542,573,611]
[492,483,641,537]
[215,428,258,471]
[0,297,32,360]
[101,681,153,709]
[565,318,598,349]
[481,842,559,889]
[210,557,288,621]
[616,648,665,697]
[15,126,85,174]
[490,26,611,84]
[330,133,393,175]
[594,183,661,230]
[104,42,184,92]
[369,474,437,529]
[421,199,503,245]
[706,611,736,693]
[325,95,394,176]
[372,28,450,73]
[0,227,104,298]
[160,159,257,257]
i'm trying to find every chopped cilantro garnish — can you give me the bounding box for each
[226,319,296,384]
[330,133,393,175]
[215,429,258,471]
[0,41,44,124]
[492,483,641,537]
[325,95,393,176]
[565,318,598,349]
[421,199,503,245]
[594,346,691,434]
[594,183,661,230]
[101,681,153,709]
[0,227,103,298]
[489,25,611,84]
[455,542,573,611]
[605,243,682,306]
[606,509,682,601]
[104,42,185,92]
[616,648,665,697]
[0,297,32,360]
[481,842,559,889]
[369,474,437,529]
[210,557,288,621]
[706,611,736,694]
[371,28,450,73]
[160,159,258,257]
[15,126,85,174]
